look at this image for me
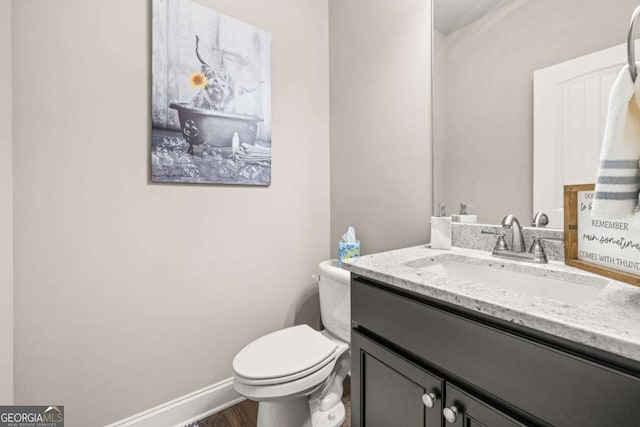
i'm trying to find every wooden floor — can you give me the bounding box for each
[196,378,351,427]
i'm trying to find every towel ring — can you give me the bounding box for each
[628,5,640,81]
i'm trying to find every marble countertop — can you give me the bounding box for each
[342,245,640,362]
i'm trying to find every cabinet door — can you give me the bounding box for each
[352,330,443,427]
[442,383,526,427]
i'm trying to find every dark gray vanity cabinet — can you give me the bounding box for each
[351,275,640,427]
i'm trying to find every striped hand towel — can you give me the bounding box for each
[592,65,640,222]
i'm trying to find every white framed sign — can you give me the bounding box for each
[564,184,640,287]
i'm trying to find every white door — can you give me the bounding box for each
[533,41,639,228]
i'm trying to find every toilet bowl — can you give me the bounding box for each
[232,260,351,427]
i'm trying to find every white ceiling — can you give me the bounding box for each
[434,0,517,35]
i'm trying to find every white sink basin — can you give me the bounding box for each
[404,255,608,306]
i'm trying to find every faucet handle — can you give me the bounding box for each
[481,230,508,251]
[493,235,508,251]
[529,238,544,255]
[529,237,564,257]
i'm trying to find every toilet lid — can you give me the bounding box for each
[233,325,338,381]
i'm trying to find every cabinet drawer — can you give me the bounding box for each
[352,277,640,426]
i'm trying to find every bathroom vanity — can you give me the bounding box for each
[344,246,640,427]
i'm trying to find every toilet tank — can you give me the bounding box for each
[318,260,351,342]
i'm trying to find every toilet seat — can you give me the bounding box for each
[233,326,349,401]
[236,351,336,386]
[233,325,338,382]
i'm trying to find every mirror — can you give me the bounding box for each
[432,0,639,228]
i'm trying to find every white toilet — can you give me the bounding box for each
[232,260,351,427]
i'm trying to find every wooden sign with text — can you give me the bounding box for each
[564,184,640,287]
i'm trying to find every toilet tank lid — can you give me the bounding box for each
[232,325,337,380]
[318,260,350,285]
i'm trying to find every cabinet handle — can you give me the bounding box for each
[421,392,438,409]
[443,406,459,423]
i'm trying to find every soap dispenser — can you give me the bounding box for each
[451,202,478,224]
[430,203,452,250]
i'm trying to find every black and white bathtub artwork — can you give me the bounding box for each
[151,0,272,185]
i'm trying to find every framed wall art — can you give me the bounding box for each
[564,184,640,287]
[151,0,272,185]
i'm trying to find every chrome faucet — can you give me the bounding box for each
[480,214,562,264]
[501,214,526,253]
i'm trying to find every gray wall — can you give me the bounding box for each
[329,0,432,256]
[12,0,329,425]
[433,0,638,224]
[0,0,13,405]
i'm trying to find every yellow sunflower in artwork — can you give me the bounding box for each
[190,72,208,88]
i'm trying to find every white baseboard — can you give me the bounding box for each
[106,378,244,427]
